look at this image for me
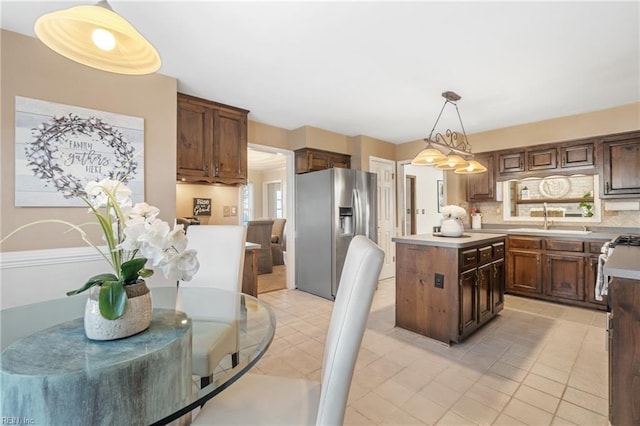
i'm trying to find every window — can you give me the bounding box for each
[241,183,253,224]
[266,182,283,218]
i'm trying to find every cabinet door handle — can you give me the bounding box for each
[605,182,610,192]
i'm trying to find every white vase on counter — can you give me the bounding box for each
[440,218,464,237]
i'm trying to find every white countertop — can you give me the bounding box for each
[392,232,507,249]
[603,246,640,280]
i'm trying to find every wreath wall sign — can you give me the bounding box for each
[15,96,144,207]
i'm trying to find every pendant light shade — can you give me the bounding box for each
[34,1,161,75]
[454,159,488,174]
[411,146,446,166]
[411,91,486,173]
[435,154,469,170]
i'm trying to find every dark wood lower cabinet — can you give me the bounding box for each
[507,249,543,294]
[506,236,608,310]
[396,238,506,345]
[545,253,584,301]
[609,277,640,425]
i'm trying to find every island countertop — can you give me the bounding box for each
[392,232,507,249]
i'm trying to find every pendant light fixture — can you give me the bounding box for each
[34,0,161,75]
[411,91,487,174]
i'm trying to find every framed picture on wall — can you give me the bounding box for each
[14,96,144,207]
[437,180,444,212]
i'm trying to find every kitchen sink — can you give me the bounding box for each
[508,228,592,235]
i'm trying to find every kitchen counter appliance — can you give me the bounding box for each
[609,234,640,247]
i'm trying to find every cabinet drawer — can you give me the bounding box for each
[479,246,493,264]
[588,241,606,254]
[545,240,584,252]
[509,237,542,250]
[493,242,505,259]
[460,249,478,269]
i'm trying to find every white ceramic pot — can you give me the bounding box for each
[440,218,464,237]
[84,281,152,341]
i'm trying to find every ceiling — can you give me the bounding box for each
[1,1,639,147]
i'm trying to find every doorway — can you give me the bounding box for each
[369,156,396,280]
[246,145,295,293]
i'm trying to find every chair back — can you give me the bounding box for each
[247,219,274,274]
[181,225,246,292]
[271,218,286,245]
[316,236,384,425]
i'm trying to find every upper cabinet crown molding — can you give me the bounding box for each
[177,93,249,185]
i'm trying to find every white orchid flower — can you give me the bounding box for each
[129,202,160,221]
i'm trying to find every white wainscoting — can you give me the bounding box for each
[1,247,173,310]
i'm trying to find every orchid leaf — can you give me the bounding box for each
[66,273,118,296]
[99,281,127,320]
[120,257,148,284]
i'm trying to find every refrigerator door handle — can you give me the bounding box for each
[353,187,366,237]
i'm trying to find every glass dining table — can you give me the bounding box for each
[0,286,276,426]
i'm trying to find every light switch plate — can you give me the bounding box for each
[223,206,230,217]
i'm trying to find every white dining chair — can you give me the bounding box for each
[192,235,384,426]
[179,225,247,388]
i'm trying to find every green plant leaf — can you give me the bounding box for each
[120,257,148,284]
[99,281,127,320]
[66,273,118,296]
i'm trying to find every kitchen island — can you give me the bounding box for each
[392,232,507,345]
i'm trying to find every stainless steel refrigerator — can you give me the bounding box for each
[295,168,377,300]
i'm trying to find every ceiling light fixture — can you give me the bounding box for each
[34,0,161,75]
[411,91,486,174]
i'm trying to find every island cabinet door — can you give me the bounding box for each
[458,269,479,339]
[477,263,493,324]
[491,258,505,313]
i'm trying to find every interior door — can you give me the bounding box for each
[369,157,395,280]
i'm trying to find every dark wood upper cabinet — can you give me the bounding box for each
[560,142,594,169]
[295,148,351,174]
[528,147,557,171]
[467,153,496,202]
[601,133,640,197]
[177,93,248,185]
[498,151,525,174]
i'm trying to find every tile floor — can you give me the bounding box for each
[253,278,609,426]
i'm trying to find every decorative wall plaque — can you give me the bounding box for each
[15,96,144,207]
[193,198,212,216]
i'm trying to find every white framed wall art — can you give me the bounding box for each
[14,96,144,207]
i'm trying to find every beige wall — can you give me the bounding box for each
[470,103,640,153]
[176,183,241,225]
[290,125,350,153]
[248,120,290,149]
[351,135,396,171]
[1,30,177,252]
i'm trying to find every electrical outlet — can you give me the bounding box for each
[223,206,231,217]
[435,273,444,289]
